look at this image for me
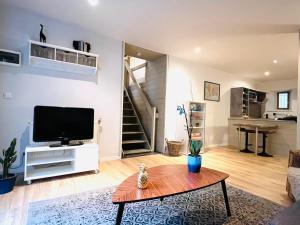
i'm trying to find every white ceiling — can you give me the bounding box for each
[2,0,300,81]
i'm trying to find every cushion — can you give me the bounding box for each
[287,167,300,201]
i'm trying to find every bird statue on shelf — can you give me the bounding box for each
[39,24,46,43]
[137,163,148,189]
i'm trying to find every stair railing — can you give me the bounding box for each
[124,59,158,151]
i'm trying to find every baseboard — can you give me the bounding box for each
[100,156,121,162]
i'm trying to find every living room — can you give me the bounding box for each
[1,1,300,225]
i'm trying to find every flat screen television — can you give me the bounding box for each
[33,106,94,146]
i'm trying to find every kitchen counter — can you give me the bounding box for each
[228,118,296,156]
[229,117,296,123]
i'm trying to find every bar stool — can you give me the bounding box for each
[237,128,253,153]
[257,131,275,157]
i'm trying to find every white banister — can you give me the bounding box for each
[150,106,156,150]
[124,60,153,116]
[131,62,147,71]
[124,59,158,152]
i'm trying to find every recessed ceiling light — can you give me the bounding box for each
[273,59,278,64]
[194,47,201,54]
[88,0,99,6]
[264,71,270,76]
[136,52,142,57]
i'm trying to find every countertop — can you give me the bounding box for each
[228,117,296,123]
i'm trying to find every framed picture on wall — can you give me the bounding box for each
[204,81,220,102]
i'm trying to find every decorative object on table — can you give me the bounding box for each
[137,163,148,189]
[177,104,203,173]
[188,140,203,173]
[204,81,220,101]
[39,24,46,43]
[73,40,91,53]
[165,138,183,156]
[0,138,17,194]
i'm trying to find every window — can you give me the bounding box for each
[277,91,290,110]
[129,57,146,84]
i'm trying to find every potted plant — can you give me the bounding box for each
[177,105,203,173]
[0,138,17,194]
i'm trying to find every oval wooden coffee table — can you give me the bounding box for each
[112,164,230,225]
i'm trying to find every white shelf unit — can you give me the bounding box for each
[188,101,206,153]
[24,143,99,184]
[28,40,99,75]
[0,49,21,67]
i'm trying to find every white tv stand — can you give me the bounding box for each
[24,143,99,184]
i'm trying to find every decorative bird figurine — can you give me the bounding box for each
[137,163,148,189]
[39,24,46,43]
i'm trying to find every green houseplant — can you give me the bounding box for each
[0,138,17,194]
[177,104,203,172]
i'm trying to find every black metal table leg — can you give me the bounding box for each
[116,203,125,225]
[221,180,231,217]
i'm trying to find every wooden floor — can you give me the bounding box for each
[0,147,292,225]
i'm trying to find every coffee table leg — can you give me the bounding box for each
[116,203,125,225]
[221,180,231,217]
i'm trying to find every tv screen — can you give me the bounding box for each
[33,106,94,143]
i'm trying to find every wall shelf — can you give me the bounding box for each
[188,101,206,153]
[28,40,99,75]
[0,49,21,67]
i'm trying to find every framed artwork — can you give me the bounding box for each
[204,81,220,102]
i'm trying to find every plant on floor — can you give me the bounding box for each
[0,138,18,194]
[177,104,203,156]
[0,138,17,179]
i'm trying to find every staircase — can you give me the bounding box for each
[122,89,152,157]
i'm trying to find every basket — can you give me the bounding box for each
[165,138,184,156]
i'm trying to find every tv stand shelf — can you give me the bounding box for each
[24,143,99,184]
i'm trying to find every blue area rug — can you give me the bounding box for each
[27,184,283,225]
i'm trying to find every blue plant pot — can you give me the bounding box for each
[0,174,16,195]
[188,155,202,173]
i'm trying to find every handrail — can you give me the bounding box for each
[124,59,157,151]
[131,62,147,71]
[124,60,153,116]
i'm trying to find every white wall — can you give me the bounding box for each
[0,4,123,172]
[256,78,298,117]
[298,31,300,148]
[165,56,256,149]
[256,78,298,91]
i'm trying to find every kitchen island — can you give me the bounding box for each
[228,118,297,156]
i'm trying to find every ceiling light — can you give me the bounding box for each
[88,0,99,6]
[194,47,201,54]
[136,52,142,57]
[264,71,270,76]
[273,59,278,64]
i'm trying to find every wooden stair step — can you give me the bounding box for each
[123,149,152,155]
[123,116,136,118]
[123,123,139,126]
[122,140,146,144]
[123,131,143,134]
[123,108,133,110]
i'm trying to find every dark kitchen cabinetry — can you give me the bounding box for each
[230,87,266,118]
